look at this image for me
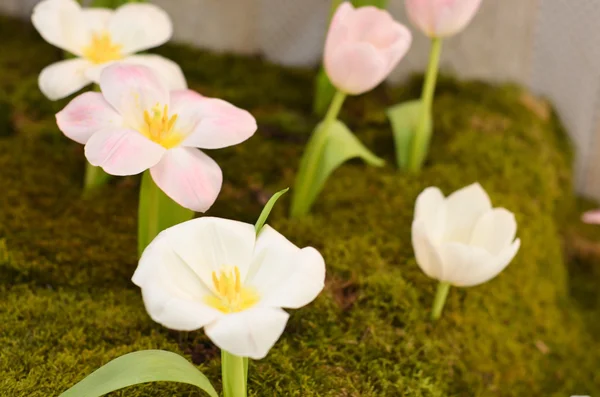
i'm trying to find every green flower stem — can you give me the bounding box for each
[222,351,247,397]
[83,163,110,194]
[291,90,346,218]
[408,37,443,172]
[431,281,451,321]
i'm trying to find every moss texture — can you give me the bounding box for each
[0,15,599,397]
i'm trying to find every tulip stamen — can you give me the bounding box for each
[82,32,123,65]
[206,266,259,313]
[140,104,183,149]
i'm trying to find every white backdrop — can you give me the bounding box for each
[0,0,598,200]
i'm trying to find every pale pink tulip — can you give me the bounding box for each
[324,2,412,95]
[56,64,257,212]
[405,0,483,38]
[582,209,600,225]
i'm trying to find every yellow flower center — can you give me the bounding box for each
[82,32,123,64]
[140,104,184,149]
[205,266,259,313]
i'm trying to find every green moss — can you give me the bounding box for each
[0,15,599,397]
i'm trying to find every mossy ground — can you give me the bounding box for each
[0,15,599,397]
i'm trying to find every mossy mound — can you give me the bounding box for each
[0,15,598,397]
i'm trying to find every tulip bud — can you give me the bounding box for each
[324,2,412,95]
[405,0,482,38]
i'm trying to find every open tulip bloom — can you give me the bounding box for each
[387,0,483,172]
[56,64,257,253]
[32,0,186,101]
[412,183,521,320]
[291,2,412,217]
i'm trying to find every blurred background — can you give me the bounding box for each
[1,0,598,200]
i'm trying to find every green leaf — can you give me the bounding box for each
[386,100,432,170]
[59,350,218,397]
[254,188,289,234]
[352,0,388,8]
[291,120,384,217]
[138,170,194,256]
[83,163,111,194]
[313,67,336,117]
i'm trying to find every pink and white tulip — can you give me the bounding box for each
[405,0,483,38]
[582,209,600,225]
[32,0,186,100]
[56,64,257,212]
[324,2,412,95]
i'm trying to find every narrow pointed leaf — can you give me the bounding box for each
[255,188,289,234]
[386,100,432,170]
[313,67,336,116]
[291,120,384,217]
[138,170,194,256]
[59,350,218,397]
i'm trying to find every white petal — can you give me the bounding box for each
[159,217,256,293]
[470,208,517,255]
[411,220,444,280]
[438,242,495,287]
[82,8,113,33]
[463,239,521,287]
[85,128,165,176]
[31,0,89,55]
[123,55,187,90]
[204,307,289,359]
[99,64,169,128]
[39,58,92,101]
[247,226,326,309]
[414,186,446,242]
[150,148,223,213]
[444,183,492,244]
[56,91,122,144]
[109,3,173,54]
[133,232,220,331]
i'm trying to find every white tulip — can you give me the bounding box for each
[412,183,521,288]
[32,0,186,100]
[132,217,326,360]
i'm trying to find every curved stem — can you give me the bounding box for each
[222,351,247,397]
[409,37,443,172]
[431,281,450,321]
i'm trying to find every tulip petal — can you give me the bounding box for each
[158,217,256,293]
[325,42,387,95]
[149,148,223,213]
[470,208,517,255]
[82,8,112,33]
[247,226,326,309]
[39,58,92,101]
[582,209,600,225]
[464,239,521,287]
[85,128,165,176]
[439,242,495,287]
[108,3,172,54]
[444,183,492,244]
[56,92,122,144]
[122,55,187,90]
[167,91,257,149]
[133,232,221,331]
[412,221,444,280]
[205,307,289,360]
[31,0,89,55]
[99,64,169,128]
[414,187,446,242]
[406,0,482,38]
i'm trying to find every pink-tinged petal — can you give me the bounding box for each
[324,2,354,51]
[99,64,169,128]
[204,307,289,360]
[31,0,89,55]
[122,54,187,90]
[582,209,600,225]
[38,58,92,101]
[56,92,122,144]
[150,148,223,213]
[82,8,113,33]
[85,128,165,176]
[325,42,387,95]
[406,0,482,38]
[168,90,257,149]
[108,3,172,54]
